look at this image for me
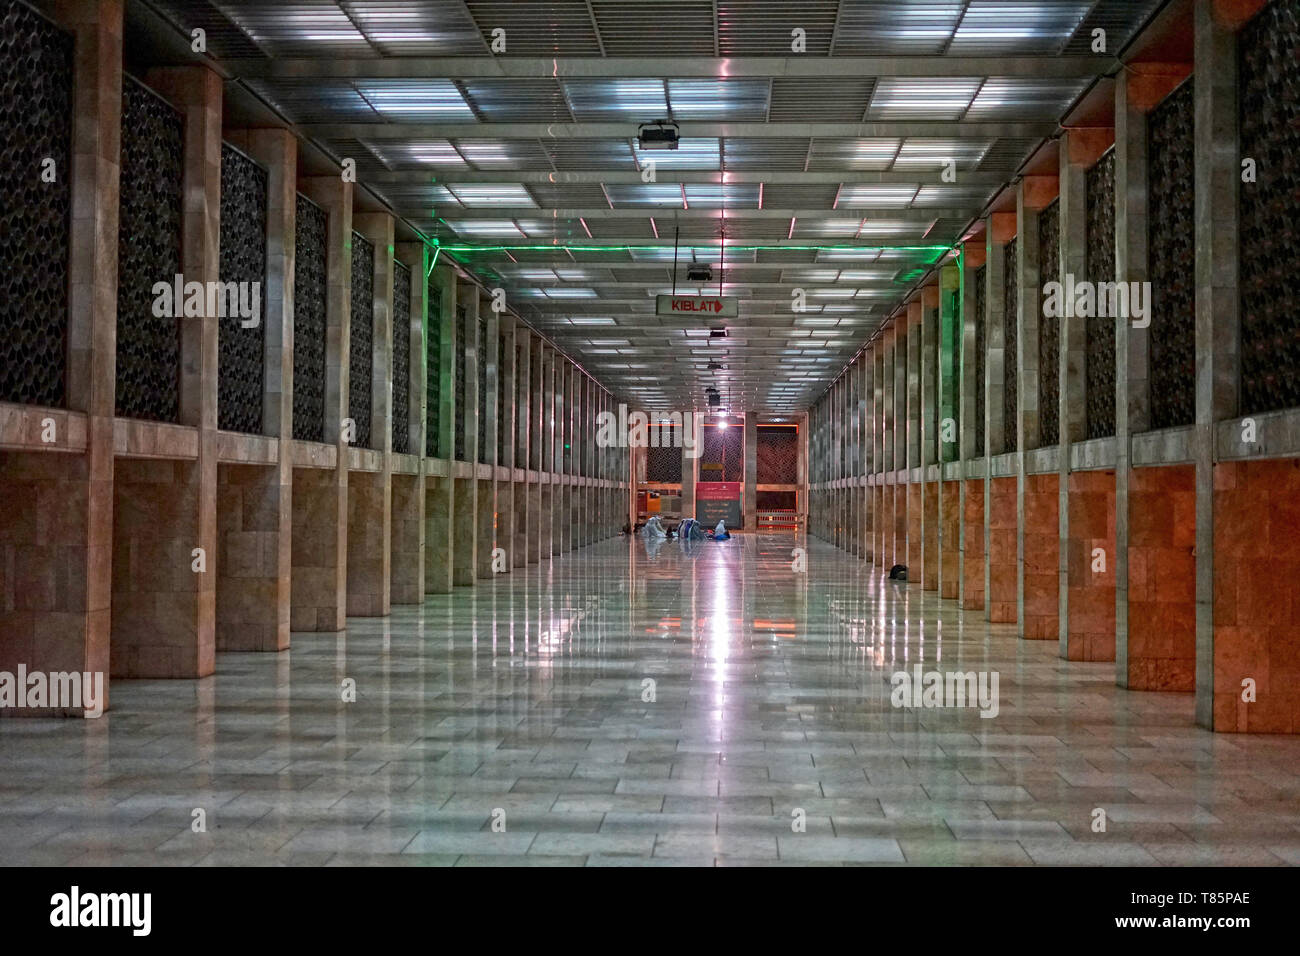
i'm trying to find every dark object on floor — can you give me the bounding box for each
[888,564,908,581]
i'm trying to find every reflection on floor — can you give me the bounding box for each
[2,533,1299,866]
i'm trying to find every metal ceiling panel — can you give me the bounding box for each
[715,0,839,56]
[345,1,488,55]
[831,0,965,55]
[948,1,1093,55]
[460,78,575,121]
[767,77,876,122]
[134,0,1146,413]
[462,0,603,54]
[589,1,717,55]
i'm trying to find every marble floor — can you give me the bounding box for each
[2,532,1299,866]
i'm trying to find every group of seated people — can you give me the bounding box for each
[627,515,731,541]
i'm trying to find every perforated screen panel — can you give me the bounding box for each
[1038,199,1060,447]
[701,423,743,482]
[392,259,411,453]
[293,193,327,442]
[1147,79,1196,431]
[1003,238,1018,452]
[0,1,71,408]
[426,280,442,457]
[1085,148,1117,440]
[646,425,682,482]
[218,143,268,435]
[349,232,374,448]
[116,77,182,422]
[757,425,798,484]
[1239,0,1300,415]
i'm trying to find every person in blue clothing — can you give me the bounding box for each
[679,517,706,541]
[712,520,730,541]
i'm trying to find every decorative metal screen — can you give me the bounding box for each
[217,143,267,435]
[116,77,183,422]
[757,425,798,483]
[701,424,743,482]
[1239,0,1300,415]
[0,1,71,407]
[349,232,374,449]
[1038,200,1060,447]
[293,193,327,442]
[974,265,986,456]
[477,314,489,465]
[1085,148,1117,439]
[1003,238,1018,452]
[646,425,682,482]
[454,305,467,460]
[392,259,411,454]
[426,281,441,457]
[1147,78,1196,430]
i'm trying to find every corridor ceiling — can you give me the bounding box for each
[139,0,1164,417]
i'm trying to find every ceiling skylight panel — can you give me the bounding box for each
[948,2,1093,53]
[666,79,769,120]
[354,80,475,121]
[892,139,992,168]
[372,139,466,167]
[563,79,668,120]
[448,220,527,238]
[856,220,926,236]
[809,138,900,171]
[837,184,921,207]
[606,184,685,207]
[868,78,981,120]
[542,288,598,299]
[632,138,721,170]
[683,184,760,208]
[447,184,537,207]
[964,77,1091,120]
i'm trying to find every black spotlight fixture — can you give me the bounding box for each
[709,327,727,338]
[687,261,713,282]
[706,361,724,371]
[637,119,680,150]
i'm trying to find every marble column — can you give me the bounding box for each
[476,293,499,579]
[452,277,478,587]
[112,64,220,677]
[425,262,457,594]
[291,175,351,630]
[347,212,394,616]
[391,240,427,604]
[0,0,120,714]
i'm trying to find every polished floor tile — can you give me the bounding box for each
[1,533,1299,866]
